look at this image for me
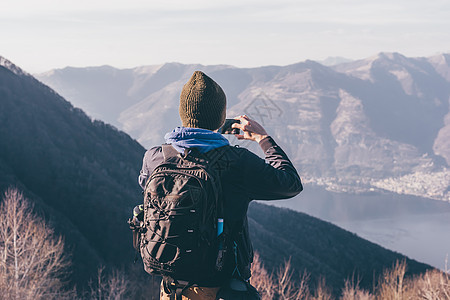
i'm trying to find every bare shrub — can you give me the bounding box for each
[0,187,72,299]
[276,258,310,300]
[124,263,160,300]
[251,252,310,300]
[251,254,450,300]
[340,274,372,300]
[86,266,130,300]
[251,252,276,300]
[311,277,333,300]
[414,269,450,300]
[376,259,408,300]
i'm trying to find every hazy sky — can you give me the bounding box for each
[1,0,449,73]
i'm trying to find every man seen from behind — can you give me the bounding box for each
[138,71,303,300]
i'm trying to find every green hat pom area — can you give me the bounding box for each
[179,71,227,131]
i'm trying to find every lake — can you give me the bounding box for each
[270,184,450,270]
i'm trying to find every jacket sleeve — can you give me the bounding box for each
[243,136,303,200]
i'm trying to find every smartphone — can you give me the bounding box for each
[218,119,240,134]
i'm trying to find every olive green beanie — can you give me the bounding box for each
[179,71,226,130]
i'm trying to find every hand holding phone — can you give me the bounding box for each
[231,115,268,143]
[218,119,240,134]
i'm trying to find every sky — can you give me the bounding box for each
[1,0,450,73]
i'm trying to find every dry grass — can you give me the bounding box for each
[415,269,450,300]
[374,259,450,300]
[251,252,331,300]
[251,253,450,300]
[340,274,372,300]
[376,259,408,299]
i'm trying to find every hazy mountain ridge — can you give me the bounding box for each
[36,52,450,201]
[0,56,432,295]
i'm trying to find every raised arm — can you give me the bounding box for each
[232,115,303,200]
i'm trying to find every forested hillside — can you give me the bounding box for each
[0,58,146,283]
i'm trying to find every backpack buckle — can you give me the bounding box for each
[163,277,190,300]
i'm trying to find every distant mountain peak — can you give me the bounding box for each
[0,56,28,76]
[333,52,421,82]
[318,56,354,66]
[354,52,406,64]
[428,53,450,82]
[376,52,399,59]
[428,53,450,65]
[284,60,334,73]
[133,64,164,75]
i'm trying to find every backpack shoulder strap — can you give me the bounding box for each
[162,144,230,166]
[161,144,180,161]
[205,145,230,167]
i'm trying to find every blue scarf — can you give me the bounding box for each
[164,127,229,153]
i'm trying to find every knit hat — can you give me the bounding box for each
[179,71,226,130]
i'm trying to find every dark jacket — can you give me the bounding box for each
[138,136,303,283]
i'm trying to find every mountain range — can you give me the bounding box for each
[36,53,450,202]
[0,56,433,296]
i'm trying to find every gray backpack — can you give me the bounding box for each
[140,145,232,297]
